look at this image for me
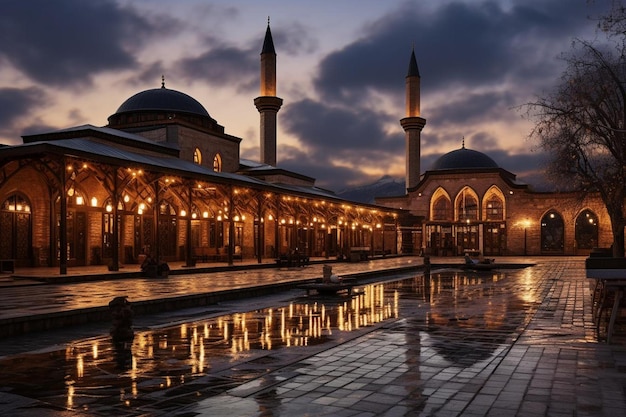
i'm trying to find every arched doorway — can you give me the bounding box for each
[158,201,178,260]
[541,210,564,254]
[483,192,506,256]
[426,189,453,256]
[0,194,32,266]
[455,188,479,255]
[575,209,598,254]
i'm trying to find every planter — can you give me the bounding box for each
[585,256,626,279]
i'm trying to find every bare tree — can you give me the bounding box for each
[526,2,626,257]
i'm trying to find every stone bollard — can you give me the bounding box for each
[109,296,134,343]
[423,256,431,274]
[322,264,333,283]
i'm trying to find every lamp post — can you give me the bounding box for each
[523,220,530,256]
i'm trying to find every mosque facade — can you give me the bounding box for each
[0,25,615,274]
[0,24,402,274]
[376,51,614,257]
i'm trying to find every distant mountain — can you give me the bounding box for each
[336,176,406,204]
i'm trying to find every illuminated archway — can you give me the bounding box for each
[430,187,452,221]
[541,210,564,253]
[193,148,202,165]
[455,186,479,222]
[482,186,505,221]
[0,193,32,265]
[213,153,222,172]
[575,209,598,250]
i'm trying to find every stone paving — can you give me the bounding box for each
[177,258,626,417]
[0,257,423,319]
[0,257,625,416]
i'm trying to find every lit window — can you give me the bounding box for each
[485,196,503,220]
[432,197,451,221]
[193,148,202,165]
[213,153,222,172]
[2,194,31,212]
[457,191,478,221]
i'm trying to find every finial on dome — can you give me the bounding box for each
[462,136,465,149]
[161,75,165,88]
[268,16,270,26]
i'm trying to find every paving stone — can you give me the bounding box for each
[1,257,626,416]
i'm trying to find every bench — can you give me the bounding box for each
[0,259,15,273]
[193,247,212,263]
[276,253,309,267]
[349,247,370,262]
[586,256,626,343]
[194,246,242,263]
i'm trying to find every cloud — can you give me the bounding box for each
[428,91,517,126]
[277,98,405,189]
[271,22,319,56]
[0,0,180,87]
[0,0,606,194]
[0,87,44,126]
[278,145,383,189]
[176,41,258,92]
[278,0,603,191]
[313,0,599,102]
[175,22,317,92]
[282,99,397,150]
[124,61,168,88]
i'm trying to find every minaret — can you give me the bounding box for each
[400,48,426,190]
[254,19,283,166]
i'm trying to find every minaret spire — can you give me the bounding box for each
[254,19,283,167]
[400,47,426,191]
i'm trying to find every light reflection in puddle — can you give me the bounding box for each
[0,269,529,412]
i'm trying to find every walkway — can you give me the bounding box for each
[180,258,626,417]
[0,257,624,416]
[0,256,423,320]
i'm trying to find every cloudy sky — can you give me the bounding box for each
[0,0,611,192]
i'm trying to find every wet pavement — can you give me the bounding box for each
[0,257,423,319]
[0,257,625,416]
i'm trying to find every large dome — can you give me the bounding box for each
[114,87,210,117]
[430,147,499,171]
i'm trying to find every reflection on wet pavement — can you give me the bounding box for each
[0,269,525,415]
[1,262,622,416]
[0,276,409,414]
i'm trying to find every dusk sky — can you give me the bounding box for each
[0,0,611,192]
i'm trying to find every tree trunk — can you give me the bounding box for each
[607,199,626,257]
[611,218,625,257]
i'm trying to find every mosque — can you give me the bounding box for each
[376,50,613,257]
[0,24,402,274]
[0,24,614,275]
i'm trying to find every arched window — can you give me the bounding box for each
[485,195,504,221]
[213,153,222,172]
[541,210,564,253]
[193,148,202,165]
[2,194,31,212]
[430,187,452,221]
[0,194,32,263]
[432,197,452,221]
[575,209,598,250]
[158,200,178,257]
[456,188,478,221]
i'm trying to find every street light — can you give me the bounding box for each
[522,220,531,256]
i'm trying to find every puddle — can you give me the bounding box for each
[0,268,536,414]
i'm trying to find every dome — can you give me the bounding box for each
[114,87,210,118]
[430,147,499,171]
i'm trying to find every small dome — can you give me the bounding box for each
[431,147,499,171]
[114,87,210,118]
